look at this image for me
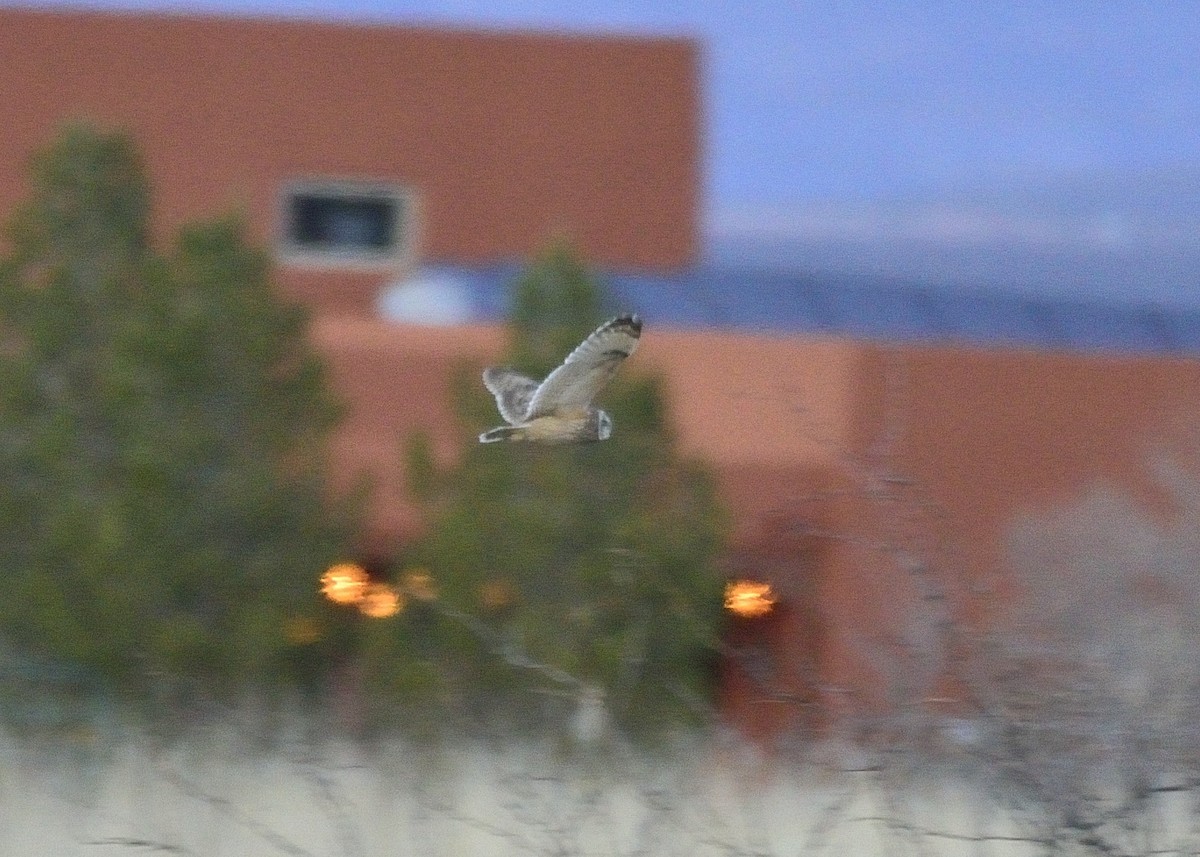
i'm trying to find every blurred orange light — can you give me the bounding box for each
[321,563,369,605]
[724,580,777,618]
[359,583,404,619]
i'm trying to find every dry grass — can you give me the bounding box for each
[0,722,1093,857]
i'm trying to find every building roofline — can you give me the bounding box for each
[0,2,701,48]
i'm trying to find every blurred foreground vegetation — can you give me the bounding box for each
[0,126,358,717]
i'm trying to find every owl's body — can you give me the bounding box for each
[479,314,641,445]
[478,408,610,445]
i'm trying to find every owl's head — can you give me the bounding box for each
[596,410,613,441]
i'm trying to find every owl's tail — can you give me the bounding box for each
[479,426,523,443]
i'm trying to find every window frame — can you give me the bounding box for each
[277,179,418,271]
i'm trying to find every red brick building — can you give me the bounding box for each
[0,6,699,311]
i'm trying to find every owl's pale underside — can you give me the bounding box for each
[479,314,642,444]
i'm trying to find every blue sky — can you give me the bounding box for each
[10,0,1200,301]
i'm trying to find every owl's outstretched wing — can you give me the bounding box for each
[526,314,642,418]
[482,367,540,424]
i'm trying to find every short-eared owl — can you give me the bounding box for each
[479,314,642,444]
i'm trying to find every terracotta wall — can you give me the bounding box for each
[312,321,1200,735]
[0,7,699,307]
[763,343,1200,735]
[310,318,865,545]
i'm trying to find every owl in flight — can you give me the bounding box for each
[479,314,642,444]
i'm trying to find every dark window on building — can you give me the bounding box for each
[279,181,414,266]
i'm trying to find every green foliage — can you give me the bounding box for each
[383,242,727,740]
[0,125,356,706]
[507,238,610,370]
